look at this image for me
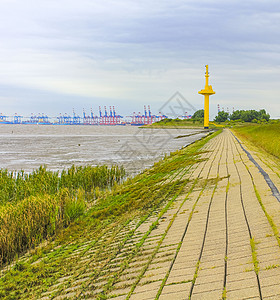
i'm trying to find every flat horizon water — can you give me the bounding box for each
[0,124,208,176]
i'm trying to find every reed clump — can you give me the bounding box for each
[0,164,125,205]
[0,164,125,265]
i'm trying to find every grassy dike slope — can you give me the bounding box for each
[0,130,221,299]
[145,119,205,128]
[232,123,280,158]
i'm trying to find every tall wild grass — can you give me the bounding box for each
[233,123,280,158]
[0,165,125,205]
[0,164,125,265]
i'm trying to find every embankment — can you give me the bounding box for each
[232,123,280,158]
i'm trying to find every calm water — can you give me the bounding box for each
[0,124,208,175]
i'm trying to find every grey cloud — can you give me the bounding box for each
[0,0,280,117]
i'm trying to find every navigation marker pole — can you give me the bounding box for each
[198,65,215,129]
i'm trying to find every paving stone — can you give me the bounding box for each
[133,280,161,293]
[159,290,189,300]
[260,285,280,298]
[114,278,135,289]
[130,286,160,300]
[161,282,191,296]
[142,271,166,281]
[191,289,222,300]
[72,277,90,285]
[53,292,78,299]
[166,267,195,284]
[226,286,260,299]
[227,277,257,291]
[108,286,132,295]
[41,289,59,297]
[263,296,280,300]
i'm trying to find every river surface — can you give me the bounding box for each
[0,124,208,176]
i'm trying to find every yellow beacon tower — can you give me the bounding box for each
[198,65,215,129]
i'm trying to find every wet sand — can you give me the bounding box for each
[0,124,208,175]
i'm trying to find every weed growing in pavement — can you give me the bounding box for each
[265,264,279,270]
[140,279,162,286]
[192,260,201,284]
[166,279,192,286]
[250,237,259,275]
[245,268,253,272]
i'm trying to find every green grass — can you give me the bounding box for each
[232,123,280,158]
[145,118,204,128]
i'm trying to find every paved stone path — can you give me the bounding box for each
[38,129,280,299]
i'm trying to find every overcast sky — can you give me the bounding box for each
[0,0,279,119]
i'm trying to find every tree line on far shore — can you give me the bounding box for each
[192,109,270,123]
